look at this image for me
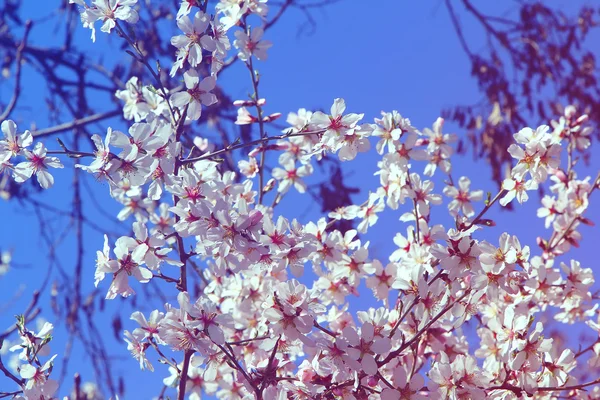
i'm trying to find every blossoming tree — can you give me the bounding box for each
[1,1,599,399]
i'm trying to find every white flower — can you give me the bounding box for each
[14,142,64,189]
[271,159,313,194]
[0,120,32,159]
[170,69,217,120]
[170,11,216,76]
[71,0,139,42]
[443,176,484,217]
[233,27,272,61]
[500,177,538,206]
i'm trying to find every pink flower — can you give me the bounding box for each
[364,259,397,302]
[342,322,391,375]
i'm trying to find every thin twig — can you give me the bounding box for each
[0,20,33,121]
[32,109,121,138]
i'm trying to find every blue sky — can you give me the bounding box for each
[1,0,599,398]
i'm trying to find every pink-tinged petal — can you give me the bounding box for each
[193,11,210,32]
[132,243,149,263]
[381,389,400,400]
[130,311,147,327]
[113,7,132,21]
[393,366,408,387]
[250,27,264,42]
[361,354,378,375]
[44,156,64,169]
[502,179,516,191]
[443,186,459,198]
[200,93,217,107]
[410,373,425,389]
[114,238,131,259]
[110,130,131,148]
[117,206,134,221]
[198,76,216,91]
[36,170,54,189]
[499,191,515,207]
[13,162,34,181]
[42,379,59,396]
[171,34,191,49]
[20,130,33,147]
[310,111,330,127]
[513,315,528,331]
[470,189,484,201]
[19,364,37,379]
[341,113,363,126]
[32,142,46,156]
[100,18,116,34]
[188,43,202,67]
[372,337,392,354]
[290,264,304,278]
[176,16,194,34]
[361,322,374,341]
[207,324,224,344]
[1,120,17,140]
[271,167,286,180]
[293,180,306,193]
[338,145,355,161]
[330,98,346,117]
[133,221,148,241]
[507,144,525,160]
[133,266,153,283]
[342,326,359,344]
[106,272,134,299]
[170,92,191,108]
[458,237,470,253]
[511,350,526,370]
[458,176,471,191]
[183,69,200,89]
[91,134,105,151]
[200,35,216,51]
[187,100,202,120]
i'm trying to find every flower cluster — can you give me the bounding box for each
[2,317,59,399]
[70,0,139,42]
[0,120,64,189]
[2,0,600,399]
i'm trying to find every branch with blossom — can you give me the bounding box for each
[1,0,600,399]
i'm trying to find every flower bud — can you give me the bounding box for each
[263,112,282,123]
[263,178,276,194]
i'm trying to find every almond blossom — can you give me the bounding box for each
[170,69,218,121]
[95,235,153,299]
[233,27,272,61]
[311,98,364,152]
[14,142,64,189]
[3,2,600,398]
[443,176,484,217]
[0,120,32,159]
[70,0,139,42]
[170,11,216,76]
[271,159,313,194]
